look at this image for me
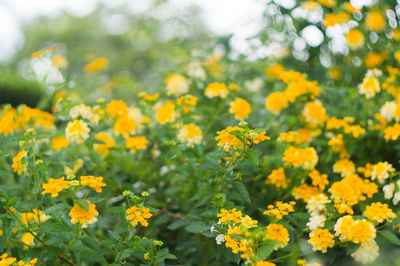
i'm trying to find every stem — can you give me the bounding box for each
[64,224,80,256]
[5,207,75,265]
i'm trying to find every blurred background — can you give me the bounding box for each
[0,0,397,109]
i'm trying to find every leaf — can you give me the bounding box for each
[201,209,218,218]
[232,181,251,204]
[185,221,210,233]
[107,206,125,214]
[76,199,89,211]
[379,230,400,246]
[168,219,188,230]
[257,245,274,260]
[44,203,67,216]
[198,158,221,171]
[247,149,261,166]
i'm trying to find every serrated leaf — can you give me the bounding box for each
[232,181,251,204]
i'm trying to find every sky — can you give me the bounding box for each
[0,0,267,62]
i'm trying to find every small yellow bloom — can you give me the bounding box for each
[84,58,108,73]
[12,150,27,175]
[80,176,106,193]
[41,177,70,197]
[69,200,98,228]
[126,206,152,227]
[204,82,229,98]
[229,98,251,120]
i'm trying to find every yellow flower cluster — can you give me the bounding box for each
[329,174,378,214]
[278,129,311,144]
[204,82,229,98]
[215,126,269,151]
[265,168,289,188]
[334,216,376,244]
[217,208,243,224]
[126,206,153,227]
[69,200,99,228]
[265,66,320,115]
[80,176,106,192]
[0,253,37,266]
[229,98,251,120]
[41,177,70,197]
[283,146,318,170]
[308,229,335,253]
[12,150,27,175]
[266,223,290,249]
[84,57,108,73]
[177,124,203,147]
[263,201,296,220]
[363,202,396,223]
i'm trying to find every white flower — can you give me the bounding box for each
[215,234,225,245]
[306,214,326,231]
[351,239,379,264]
[245,78,263,92]
[393,192,400,205]
[380,101,397,122]
[186,61,206,80]
[383,183,395,199]
[371,162,395,184]
[70,104,93,120]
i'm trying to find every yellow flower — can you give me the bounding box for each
[256,261,276,266]
[69,200,98,228]
[364,202,396,223]
[217,208,242,224]
[125,136,148,152]
[177,124,203,147]
[265,168,289,188]
[346,29,364,50]
[94,132,115,155]
[330,174,378,214]
[17,258,38,266]
[21,232,35,247]
[12,150,27,175]
[265,92,288,115]
[308,229,334,253]
[263,201,296,220]
[265,64,285,79]
[156,101,176,125]
[126,206,153,227]
[359,77,380,98]
[364,52,384,68]
[334,216,376,243]
[65,120,90,143]
[176,95,198,113]
[0,108,16,136]
[371,161,395,184]
[309,169,329,190]
[80,176,106,193]
[265,223,290,249]
[229,82,240,91]
[106,100,128,118]
[51,136,70,151]
[0,253,17,265]
[41,177,70,197]
[113,116,135,136]
[165,73,190,96]
[333,158,355,177]
[317,0,336,8]
[323,12,349,28]
[292,184,321,201]
[283,146,318,169]
[204,82,229,98]
[139,92,160,102]
[229,98,251,120]
[365,10,386,32]
[302,101,327,125]
[384,123,400,141]
[215,126,269,151]
[52,55,68,69]
[84,58,108,73]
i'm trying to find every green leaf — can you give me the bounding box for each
[185,221,210,233]
[76,199,89,211]
[168,219,189,230]
[198,158,221,171]
[247,149,261,166]
[257,245,274,260]
[232,181,251,204]
[379,230,400,246]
